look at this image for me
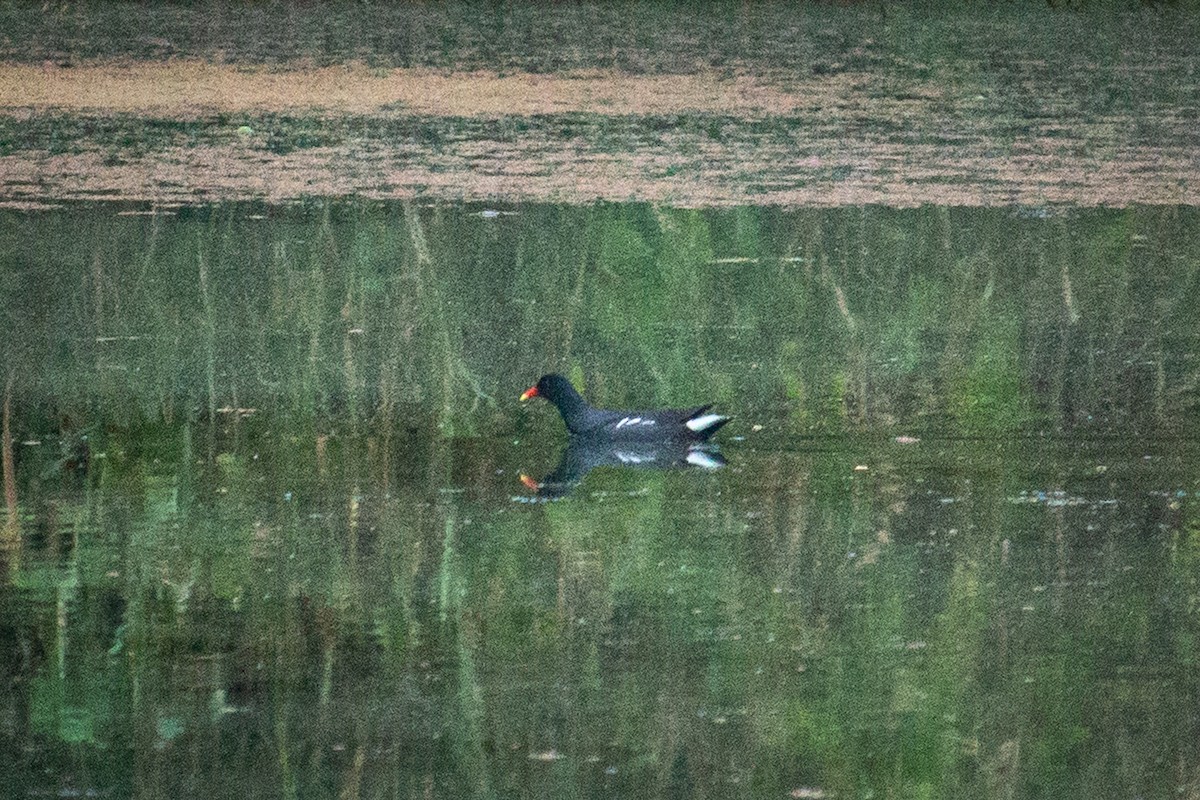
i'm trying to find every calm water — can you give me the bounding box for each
[1,202,1199,799]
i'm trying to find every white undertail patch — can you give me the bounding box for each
[685,413,727,432]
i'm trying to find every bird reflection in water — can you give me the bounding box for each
[518,438,725,500]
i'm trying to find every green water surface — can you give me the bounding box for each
[1,201,1198,799]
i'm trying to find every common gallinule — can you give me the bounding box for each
[519,374,730,440]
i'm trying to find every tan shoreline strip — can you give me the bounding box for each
[0,60,824,117]
[2,60,1194,207]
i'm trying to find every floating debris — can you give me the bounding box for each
[216,406,257,417]
[789,788,827,799]
[1008,490,1104,507]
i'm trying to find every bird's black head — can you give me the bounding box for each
[519,374,581,405]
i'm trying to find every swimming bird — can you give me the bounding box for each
[519,373,730,441]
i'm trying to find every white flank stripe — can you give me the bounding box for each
[685,413,726,432]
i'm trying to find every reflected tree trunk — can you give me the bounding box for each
[2,371,18,562]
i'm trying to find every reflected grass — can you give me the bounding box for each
[1,202,1198,441]
[1,419,1198,797]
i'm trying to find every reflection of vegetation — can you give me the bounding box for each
[1,202,1197,438]
[6,417,1196,797]
[1,201,1198,797]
